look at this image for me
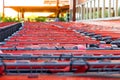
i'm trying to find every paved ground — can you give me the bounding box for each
[0,74,120,80]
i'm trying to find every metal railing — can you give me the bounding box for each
[75,0,120,21]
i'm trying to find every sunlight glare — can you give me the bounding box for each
[0,0,54,17]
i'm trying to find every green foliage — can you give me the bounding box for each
[0,16,2,22]
[59,17,66,21]
[118,7,120,16]
[84,9,109,19]
[104,10,108,18]
[2,17,19,22]
[35,17,46,22]
[0,13,2,22]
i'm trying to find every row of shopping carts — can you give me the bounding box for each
[0,22,22,42]
[0,22,120,75]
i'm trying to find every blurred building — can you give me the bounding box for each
[44,0,69,6]
[2,0,69,20]
[70,0,120,21]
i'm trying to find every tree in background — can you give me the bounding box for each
[2,17,19,22]
[59,17,66,21]
[118,7,120,16]
[35,17,47,22]
[0,13,2,22]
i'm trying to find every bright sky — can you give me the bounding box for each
[0,0,54,17]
